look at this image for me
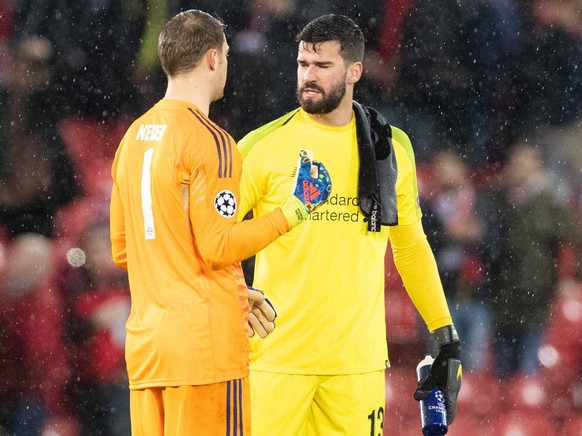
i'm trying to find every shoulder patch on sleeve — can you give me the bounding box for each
[214,190,237,218]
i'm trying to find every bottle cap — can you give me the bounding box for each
[417,354,434,371]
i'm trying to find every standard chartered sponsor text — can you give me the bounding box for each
[309,194,360,222]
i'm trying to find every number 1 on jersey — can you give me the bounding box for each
[142,148,156,240]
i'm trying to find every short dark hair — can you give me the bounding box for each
[296,14,364,63]
[158,9,225,77]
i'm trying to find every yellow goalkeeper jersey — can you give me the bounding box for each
[238,108,451,374]
[110,99,290,389]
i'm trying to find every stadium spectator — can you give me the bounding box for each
[130,0,251,118]
[58,219,131,435]
[388,0,523,166]
[422,150,492,372]
[0,36,79,238]
[1,1,581,433]
[506,0,582,138]
[0,233,75,434]
[484,143,582,378]
[219,0,387,139]
[10,0,143,119]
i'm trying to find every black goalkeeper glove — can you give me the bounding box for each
[413,324,462,424]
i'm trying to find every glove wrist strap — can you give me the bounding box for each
[281,196,309,228]
[432,324,459,347]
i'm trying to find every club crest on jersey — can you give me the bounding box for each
[214,190,237,218]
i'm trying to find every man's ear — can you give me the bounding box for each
[207,49,218,71]
[347,62,363,84]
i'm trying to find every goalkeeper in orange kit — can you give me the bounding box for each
[109,9,331,436]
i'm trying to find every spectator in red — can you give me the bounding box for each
[0,233,75,434]
[58,219,131,435]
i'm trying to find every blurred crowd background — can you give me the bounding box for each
[0,0,581,435]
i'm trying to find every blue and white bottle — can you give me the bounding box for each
[417,355,448,436]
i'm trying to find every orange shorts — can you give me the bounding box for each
[130,378,250,436]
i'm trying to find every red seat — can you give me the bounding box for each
[559,414,582,436]
[385,366,419,430]
[503,373,548,412]
[557,242,578,280]
[538,285,582,420]
[538,359,577,421]
[541,287,582,383]
[59,117,129,162]
[383,419,420,436]
[447,412,498,436]
[53,197,110,241]
[491,410,557,436]
[385,285,422,344]
[456,370,501,418]
[538,343,580,387]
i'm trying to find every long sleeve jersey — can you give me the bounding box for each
[110,99,290,388]
[238,108,451,374]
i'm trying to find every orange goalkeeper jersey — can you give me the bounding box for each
[110,99,290,389]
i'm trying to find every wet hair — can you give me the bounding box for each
[158,9,225,77]
[296,14,364,63]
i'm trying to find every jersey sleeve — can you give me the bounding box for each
[389,220,452,332]
[187,134,290,270]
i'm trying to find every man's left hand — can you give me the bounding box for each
[414,325,462,424]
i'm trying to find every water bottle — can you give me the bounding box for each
[417,355,448,435]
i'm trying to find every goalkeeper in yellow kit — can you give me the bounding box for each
[238,14,462,436]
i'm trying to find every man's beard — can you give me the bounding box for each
[297,79,346,114]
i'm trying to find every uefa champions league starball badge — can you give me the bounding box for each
[214,190,237,218]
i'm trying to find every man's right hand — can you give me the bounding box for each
[246,286,277,338]
[281,149,332,227]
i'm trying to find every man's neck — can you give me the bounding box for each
[305,97,354,126]
[164,73,212,115]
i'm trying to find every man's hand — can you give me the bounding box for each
[414,325,462,424]
[246,286,277,338]
[281,150,332,227]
